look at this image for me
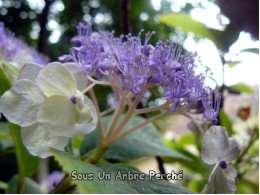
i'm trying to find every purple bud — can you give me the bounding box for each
[70,95,77,104]
[58,55,74,63]
[141,45,154,57]
[219,160,227,169]
[71,37,82,47]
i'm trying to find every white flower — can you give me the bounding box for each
[0,62,97,158]
[201,126,241,194]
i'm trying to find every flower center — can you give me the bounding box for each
[219,160,227,169]
[70,95,77,104]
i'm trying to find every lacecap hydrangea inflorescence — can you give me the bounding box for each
[59,23,220,124]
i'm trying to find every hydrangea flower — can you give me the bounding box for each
[201,126,241,193]
[0,62,97,158]
[60,23,220,121]
[0,22,49,67]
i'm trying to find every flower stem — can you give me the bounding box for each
[100,107,114,117]
[134,101,170,114]
[82,82,96,94]
[87,76,112,86]
[181,112,205,135]
[104,97,125,139]
[107,86,145,139]
[107,111,169,145]
[89,87,105,140]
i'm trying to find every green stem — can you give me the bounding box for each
[80,148,95,160]
[235,127,258,166]
[181,112,205,135]
[8,123,24,194]
[86,142,109,164]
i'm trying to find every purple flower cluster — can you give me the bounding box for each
[60,23,220,123]
[0,22,48,66]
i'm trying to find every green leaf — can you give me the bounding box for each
[210,23,240,51]
[0,59,20,76]
[237,178,259,194]
[227,61,241,68]
[219,109,234,136]
[80,115,187,161]
[159,13,217,42]
[0,122,9,131]
[52,149,194,194]
[0,65,12,96]
[240,48,259,54]
[8,123,40,177]
[188,179,207,193]
[6,175,43,194]
[229,83,254,94]
[174,134,196,147]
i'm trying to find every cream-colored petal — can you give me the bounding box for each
[74,95,98,136]
[37,95,79,137]
[12,50,34,68]
[224,137,241,163]
[0,79,45,126]
[202,163,218,194]
[63,63,88,91]
[22,123,69,158]
[36,62,77,97]
[18,63,43,82]
[201,126,229,165]
[214,164,237,194]
[37,94,97,138]
[75,90,85,110]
